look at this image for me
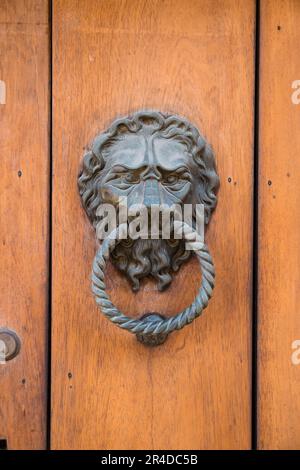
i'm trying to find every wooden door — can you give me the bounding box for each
[51,0,255,449]
[0,0,49,450]
[258,0,300,450]
[3,0,300,452]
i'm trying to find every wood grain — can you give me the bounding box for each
[258,0,300,450]
[52,0,255,449]
[0,0,49,450]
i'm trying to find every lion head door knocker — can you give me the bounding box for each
[78,110,219,346]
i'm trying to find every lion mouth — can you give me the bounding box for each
[125,210,179,239]
[111,237,190,292]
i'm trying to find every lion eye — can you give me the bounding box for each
[165,175,178,184]
[124,173,140,183]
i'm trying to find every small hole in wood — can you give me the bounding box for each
[0,438,8,450]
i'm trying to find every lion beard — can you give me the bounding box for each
[111,238,191,292]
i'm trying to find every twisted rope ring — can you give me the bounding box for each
[91,222,215,337]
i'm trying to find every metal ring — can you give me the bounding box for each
[91,222,215,338]
[0,328,21,362]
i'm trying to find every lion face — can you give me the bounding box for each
[99,134,194,210]
[78,110,219,291]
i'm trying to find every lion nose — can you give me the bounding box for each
[143,179,161,207]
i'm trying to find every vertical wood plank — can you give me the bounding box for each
[258,0,300,450]
[0,0,49,449]
[52,0,255,449]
